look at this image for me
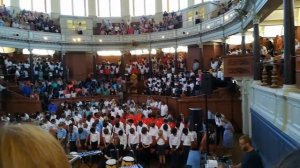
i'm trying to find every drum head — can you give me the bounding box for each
[106,159,117,165]
[70,152,78,155]
[123,156,134,162]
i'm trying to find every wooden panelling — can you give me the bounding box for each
[296,54,300,88]
[2,89,42,114]
[187,45,202,71]
[202,43,223,70]
[223,55,253,77]
[65,52,94,80]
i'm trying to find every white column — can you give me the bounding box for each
[155,0,163,21]
[88,0,96,17]
[10,0,19,10]
[51,0,60,18]
[121,0,130,18]
[188,0,194,8]
[235,77,253,136]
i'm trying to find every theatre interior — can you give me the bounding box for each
[0,0,300,168]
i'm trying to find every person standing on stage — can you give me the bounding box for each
[140,127,152,166]
[215,112,224,146]
[68,124,80,152]
[222,117,234,154]
[169,127,181,168]
[117,130,127,159]
[181,128,194,165]
[156,130,167,168]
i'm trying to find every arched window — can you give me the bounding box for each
[96,0,121,17]
[19,0,51,13]
[129,0,155,16]
[162,0,187,12]
[61,0,88,16]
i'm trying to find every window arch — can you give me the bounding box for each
[60,0,88,16]
[129,0,155,16]
[96,0,121,17]
[19,0,51,13]
[162,0,187,12]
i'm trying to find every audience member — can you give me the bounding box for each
[232,135,264,168]
[0,124,69,168]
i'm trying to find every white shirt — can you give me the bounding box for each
[128,132,139,146]
[137,124,147,135]
[149,126,159,137]
[103,133,112,144]
[160,104,168,117]
[126,124,136,135]
[119,134,127,149]
[215,116,224,127]
[142,109,150,118]
[140,133,152,146]
[90,132,100,145]
[181,133,194,146]
[169,133,181,149]
[156,134,167,145]
[113,125,124,134]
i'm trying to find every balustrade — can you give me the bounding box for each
[261,58,282,88]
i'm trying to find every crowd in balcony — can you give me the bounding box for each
[96,12,182,35]
[96,61,122,77]
[4,56,64,81]
[18,76,124,101]
[1,0,243,36]
[143,56,226,97]
[0,5,60,33]
[217,0,240,16]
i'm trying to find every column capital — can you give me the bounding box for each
[240,30,246,35]
[253,15,260,24]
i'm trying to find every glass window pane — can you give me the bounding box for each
[2,0,10,6]
[129,0,133,16]
[145,0,155,15]
[110,0,121,17]
[61,0,73,15]
[169,0,178,12]
[194,0,202,5]
[162,0,168,12]
[134,0,144,16]
[180,0,188,10]
[32,0,45,12]
[19,0,32,10]
[46,0,51,13]
[73,0,85,16]
[99,0,110,17]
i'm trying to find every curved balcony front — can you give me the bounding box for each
[0,0,269,51]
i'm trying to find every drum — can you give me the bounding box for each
[106,159,117,168]
[121,156,134,166]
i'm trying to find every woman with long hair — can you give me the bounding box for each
[0,124,70,168]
